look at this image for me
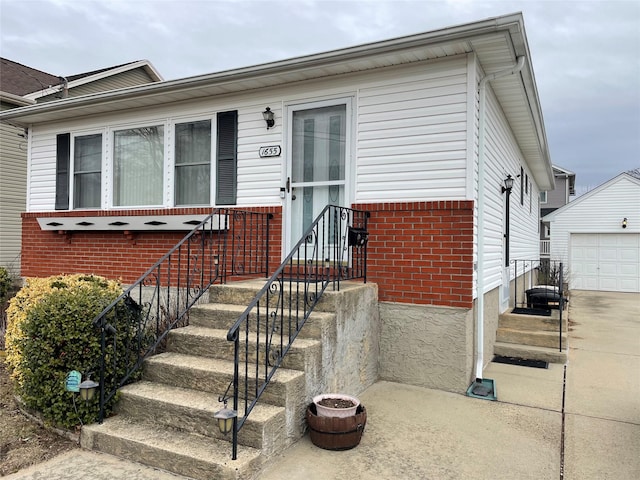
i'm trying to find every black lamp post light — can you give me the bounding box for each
[502,174,514,267]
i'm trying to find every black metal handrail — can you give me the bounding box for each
[511,258,565,352]
[224,205,369,459]
[92,208,273,422]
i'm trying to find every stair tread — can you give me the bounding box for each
[83,416,261,466]
[146,352,305,383]
[494,341,566,352]
[120,381,284,422]
[172,325,321,348]
[497,327,567,336]
[196,302,337,320]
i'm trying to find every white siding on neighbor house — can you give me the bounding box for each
[38,69,157,103]
[481,85,540,293]
[356,56,469,202]
[547,175,640,271]
[0,122,27,268]
[27,55,474,212]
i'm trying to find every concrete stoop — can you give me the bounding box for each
[494,310,568,364]
[81,279,352,480]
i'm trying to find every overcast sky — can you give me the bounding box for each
[1,0,639,195]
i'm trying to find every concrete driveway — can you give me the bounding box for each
[7,290,640,479]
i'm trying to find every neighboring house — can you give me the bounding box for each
[540,165,576,256]
[0,58,163,270]
[543,170,640,293]
[0,13,554,393]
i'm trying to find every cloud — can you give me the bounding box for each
[1,0,638,193]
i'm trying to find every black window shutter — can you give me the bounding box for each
[216,111,238,205]
[55,133,70,210]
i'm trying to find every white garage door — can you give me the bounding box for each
[570,233,640,292]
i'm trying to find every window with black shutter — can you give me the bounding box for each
[55,133,70,210]
[216,111,238,205]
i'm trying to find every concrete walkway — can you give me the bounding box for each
[6,290,639,479]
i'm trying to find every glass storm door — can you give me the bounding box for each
[285,100,349,257]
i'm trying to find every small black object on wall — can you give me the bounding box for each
[348,227,369,247]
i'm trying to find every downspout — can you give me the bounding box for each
[474,56,526,384]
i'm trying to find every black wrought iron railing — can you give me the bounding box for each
[224,205,369,459]
[511,258,566,352]
[92,208,273,422]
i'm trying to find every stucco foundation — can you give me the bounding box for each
[378,301,474,393]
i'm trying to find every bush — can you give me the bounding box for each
[1,266,19,350]
[5,274,141,429]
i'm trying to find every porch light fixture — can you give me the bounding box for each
[622,218,628,229]
[262,107,275,129]
[502,174,515,194]
[214,400,237,435]
[78,375,99,402]
[502,174,514,267]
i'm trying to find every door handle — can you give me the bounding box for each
[286,177,291,193]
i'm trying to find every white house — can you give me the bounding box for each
[544,170,640,293]
[0,13,553,392]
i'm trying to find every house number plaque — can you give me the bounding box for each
[259,145,281,158]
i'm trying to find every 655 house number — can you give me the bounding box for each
[259,145,281,158]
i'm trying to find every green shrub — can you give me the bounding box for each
[5,274,142,429]
[0,266,12,304]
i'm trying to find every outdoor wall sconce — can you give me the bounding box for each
[622,218,628,229]
[502,174,515,194]
[78,375,99,402]
[262,107,275,129]
[214,399,238,435]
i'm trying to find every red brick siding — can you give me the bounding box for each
[21,207,282,284]
[356,201,474,308]
[21,201,473,308]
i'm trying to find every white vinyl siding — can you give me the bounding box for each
[547,175,640,272]
[38,69,157,103]
[482,85,540,292]
[357,56,468,202]
[0,122,27,266]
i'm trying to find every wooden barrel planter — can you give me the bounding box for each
[306,403,367,450]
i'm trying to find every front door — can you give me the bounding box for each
[284,99,351,256]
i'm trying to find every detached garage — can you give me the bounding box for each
[544,171,640,293]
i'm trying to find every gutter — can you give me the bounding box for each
[474,56,526,387]
[0,13,526,125]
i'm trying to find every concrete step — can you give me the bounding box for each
[494,341,567,364]
[189,302,337,340]
[166,325,322,371]
[80,415,262,480]
[116,381,287,455]
[142,352,306,410]
[208,278,368,313]
[499,311,566,332]
[496,327,567,349]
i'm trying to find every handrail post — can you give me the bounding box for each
[559,262,563,352]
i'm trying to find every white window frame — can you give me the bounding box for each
[169,115,216,207]
[70,129,106,210]
[539,191,547,204]
[107,120,169,209]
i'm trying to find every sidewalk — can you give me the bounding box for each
[6,291,639,479]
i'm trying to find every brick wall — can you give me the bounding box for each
[21,201,473,308]
[356,200,474,308]
[21,207,282,284]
